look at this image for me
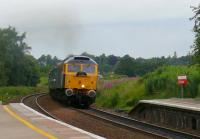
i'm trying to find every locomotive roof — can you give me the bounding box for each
[63,56,97,64]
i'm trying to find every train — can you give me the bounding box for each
[48,56,98,107]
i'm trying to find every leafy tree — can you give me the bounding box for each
[38,52,194,78]
[8,55,40,86]
[0,27,39,86]
[114,55,137,77]
[81,52,96,60]
[107,55,119,66]
[172,51,177,59]
[0,29,8,85]
[38,54,60,75]
[191,4,200,63]
[38,54,60,67]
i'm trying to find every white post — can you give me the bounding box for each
[181,85,184,98]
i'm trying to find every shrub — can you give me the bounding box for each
[144,65,200,98]
[96,79,145,110]
[96,65,200,111]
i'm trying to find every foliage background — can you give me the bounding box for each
[0,27,40,86]
[0,3,200,106]
[96,65,200,111]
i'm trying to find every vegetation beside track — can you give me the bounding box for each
[96,65,200,111]
[0,86,48,104]
[144,65,200,97]
[96,78,144,111]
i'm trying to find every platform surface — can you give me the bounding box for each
[140,98,200,112]
[0,105,45,139]
[1,103,105,139]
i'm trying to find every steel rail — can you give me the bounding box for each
[21,93,200,139]
[21,93,60,120]
[20,92,47,103]
[77,107,200,139]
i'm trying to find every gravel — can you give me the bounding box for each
[38,95,160,139]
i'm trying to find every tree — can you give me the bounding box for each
[191,4,200,63]
[38,54,60,76]
[107,55,119,66]
[0,29,8,85]
[81,52,95,60]
[114,55,136,77]
[8,55,40,86]
[0,27,39,86]
[172,51,177,59]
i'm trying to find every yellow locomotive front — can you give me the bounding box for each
[64,63,98,97]
[49,56,98,107]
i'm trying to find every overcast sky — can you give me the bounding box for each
[0,0,199,59]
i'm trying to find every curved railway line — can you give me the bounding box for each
[77,108,200,139]
[21,93,59,120]
[21,93,200,139]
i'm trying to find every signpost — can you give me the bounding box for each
[177,75,188,98]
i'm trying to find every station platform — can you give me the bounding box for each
[1,103,105,139]
[139,98,200,112]
[129,98,200,136]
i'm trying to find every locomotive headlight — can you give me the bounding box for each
[81,84,85,88]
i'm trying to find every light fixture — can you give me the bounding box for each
[81,84,85,88]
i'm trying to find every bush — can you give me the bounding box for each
[96,65,200,111]
[144,65,200,98]
[96,79,145,110]
[38,76,48,86]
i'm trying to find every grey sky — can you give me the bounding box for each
[0,0,199,59]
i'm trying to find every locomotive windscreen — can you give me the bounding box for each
[64,56,97,64]
[74,57,90,60]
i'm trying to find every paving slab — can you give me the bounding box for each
[9,103,105,139]
[0,105,45,139]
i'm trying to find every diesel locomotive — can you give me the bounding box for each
[48,56,98,107]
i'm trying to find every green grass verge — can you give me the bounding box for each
[38,76,48,86]
[96,80,145,111]
[0,86,48,104]
[96,65,200,111]
[103,73,128,80]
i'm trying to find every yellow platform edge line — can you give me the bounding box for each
[3,105,58,139]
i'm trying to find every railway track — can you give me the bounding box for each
[78,108,200,139]
[21,93,200,139]
[21,93,59,120]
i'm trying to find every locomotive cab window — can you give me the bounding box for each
[68,64,81,72]
[82,64,95,73]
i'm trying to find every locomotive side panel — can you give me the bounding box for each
[49,65,65,89]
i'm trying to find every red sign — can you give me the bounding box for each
[177,75,188,85]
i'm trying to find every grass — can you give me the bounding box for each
[1,65,200,109]
[144,65,200,98]
[102,73,128,80]
[0,76,49,104]
[38,76,48,86]
[96,78,144,111]
[95,65,200,111]
[0,86,48,104]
